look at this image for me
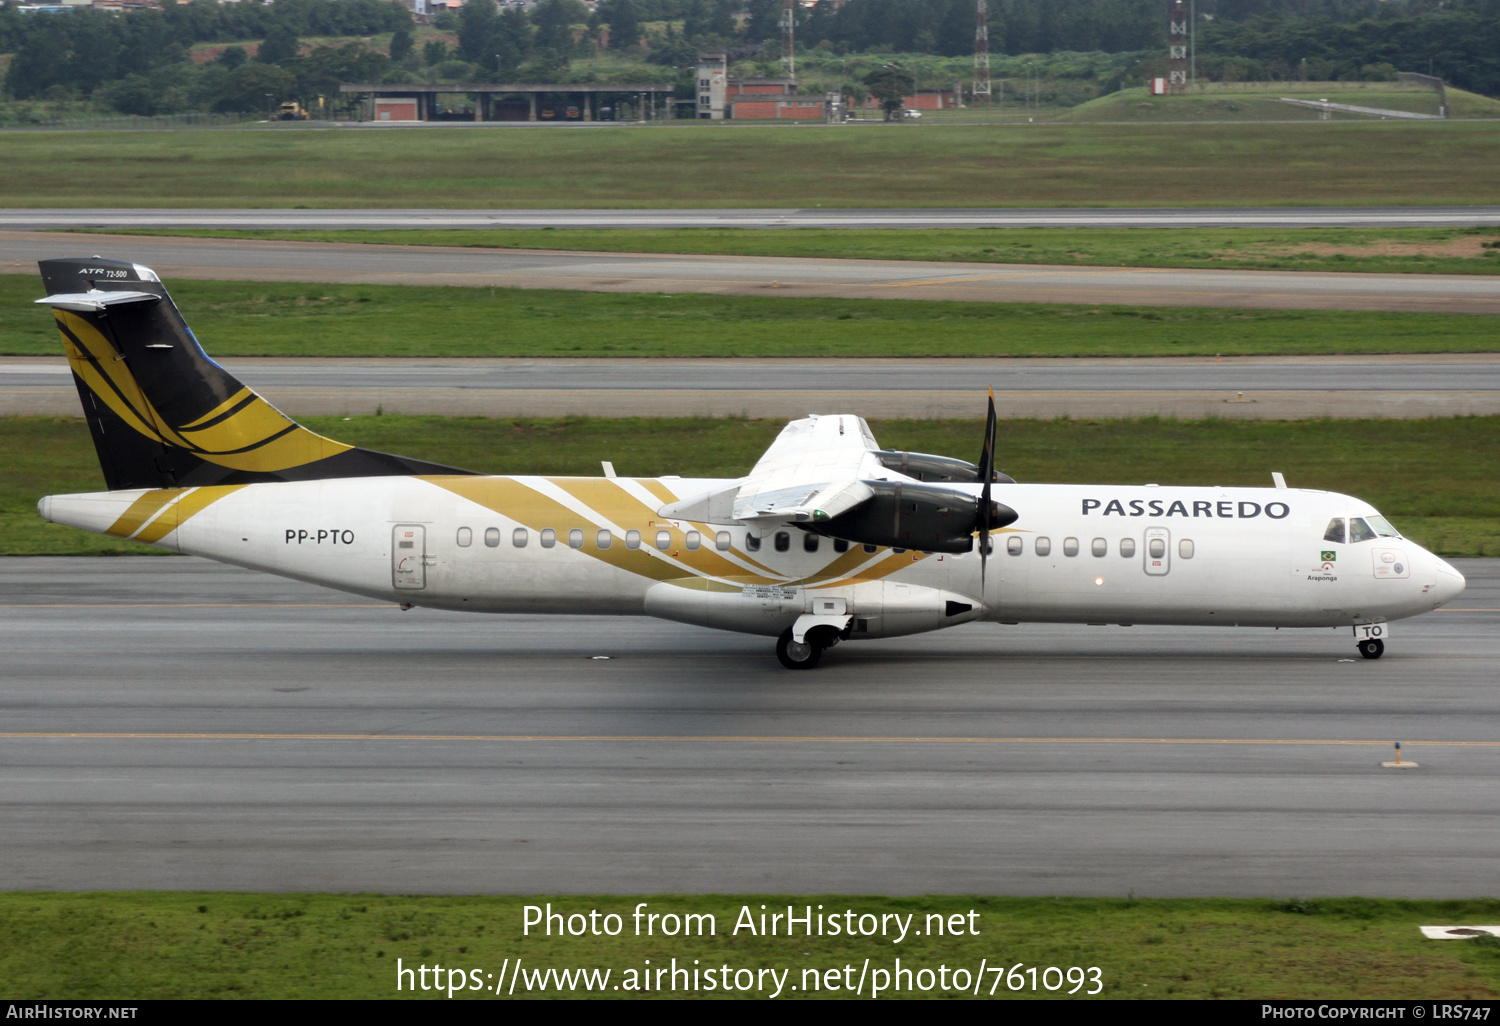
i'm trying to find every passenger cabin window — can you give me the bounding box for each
[1035,537,1051,556]
[1323,517,1346,544]
[686,531,701,551]
[655,530,671,551]
[1149,538,1166,558]
[803,533,819,553]
[1091,538,1107,557]
[833,538,849,553]
[1349,518,1377,543]
[715,531,731,551]
[456,527,472,547]
[1063,537,1079,557]
[510,528,526,548]
[893,548,907,554]
[540,528,556,549]
[1119,537,1136,558]
[1179,539,1195,559]
[774,532,790,552]
[626,530,641,550]
[863,544,878,554]
[746,534,762,552]
[1007,536,1023,556]
[596,529,612,549]
[568,529,585,549]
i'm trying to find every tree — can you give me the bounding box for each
[458,0,502,70]
[256,23,299,65]
[863,63,914,121]
[216,61,296,112]
[215,45,248,70]
[601,0,641,50]
[422,39,448,67]
[389,22,414,63]
[531,0,587,56]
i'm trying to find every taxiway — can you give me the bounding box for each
[1,556,1494,896]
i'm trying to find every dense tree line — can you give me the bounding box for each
[3,0,1499,118]
[1,0,407,106]
[1197,9,1500,95]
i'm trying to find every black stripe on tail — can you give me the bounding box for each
[39,257,475,491]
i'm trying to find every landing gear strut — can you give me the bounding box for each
[1357,638,1384,660]
[776,627,824,670]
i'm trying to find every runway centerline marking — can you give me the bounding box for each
[2,733,1497,747]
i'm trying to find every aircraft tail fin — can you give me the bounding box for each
[37,257,474,491]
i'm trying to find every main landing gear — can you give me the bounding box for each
[777,627,824,670]
[1357,638,1385,660]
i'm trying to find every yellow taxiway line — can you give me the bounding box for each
[1,733,1498,747]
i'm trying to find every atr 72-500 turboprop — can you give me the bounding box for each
[34,257,1465,668]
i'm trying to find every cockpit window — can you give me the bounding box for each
[1348,517,1377,543]
[1323,518,1345,544]
[1366,515,1401,538]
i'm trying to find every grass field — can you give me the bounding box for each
[7,415,1496,557]
[4,121,1500,208]
[2,892,1498,999]
[139,225,1500,277]
[3,277,1496,359]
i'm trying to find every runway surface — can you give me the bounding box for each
[9,206,1500,230]
[6,231,1500,313]
[6,354,1497,418]
[1,555,1495,896]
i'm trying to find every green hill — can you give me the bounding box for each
[1062,80,1500,122]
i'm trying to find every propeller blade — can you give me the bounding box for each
[979,388,997,594]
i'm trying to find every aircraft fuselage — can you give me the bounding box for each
[40,476,1466,641]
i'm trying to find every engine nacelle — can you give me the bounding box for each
[807,480,1017,554]
[872,450,1015,484]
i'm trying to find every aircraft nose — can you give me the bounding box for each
[1430,554,1466,607]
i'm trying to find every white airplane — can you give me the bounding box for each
[35,257,1466,667]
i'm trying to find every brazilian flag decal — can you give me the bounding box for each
[1321,550,1337,562]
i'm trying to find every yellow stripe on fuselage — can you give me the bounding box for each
[425,475,933,591]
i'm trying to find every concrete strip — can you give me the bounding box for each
[6,231,1500,313]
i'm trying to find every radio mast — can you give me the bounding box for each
[781,0,795,81]
[973,0,992,105]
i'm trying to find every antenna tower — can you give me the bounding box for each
[1168,0,1188,94]
[973,0,992,104]
[780,0,795,81]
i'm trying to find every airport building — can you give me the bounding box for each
[340,82,673,122]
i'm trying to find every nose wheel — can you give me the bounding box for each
[1357,639,1384,660]
[776,627,824,670]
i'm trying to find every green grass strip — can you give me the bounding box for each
[2,276,1495,357]
[124,225,1500,278]
[3,892,1499,999]
[4,122,1500,207]
[6,415,1496,556]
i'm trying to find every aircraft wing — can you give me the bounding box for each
[731,414,884,524]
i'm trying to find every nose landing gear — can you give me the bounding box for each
[1357,638,1384,660]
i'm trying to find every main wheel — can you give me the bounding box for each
[1357,638,1384,660]
[776,628,823,670]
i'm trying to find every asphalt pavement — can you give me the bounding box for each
[5,231,1500,313]
[0,556,1494,896]
[5,354,1496,418]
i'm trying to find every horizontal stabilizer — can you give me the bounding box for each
[37,291,161,313]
